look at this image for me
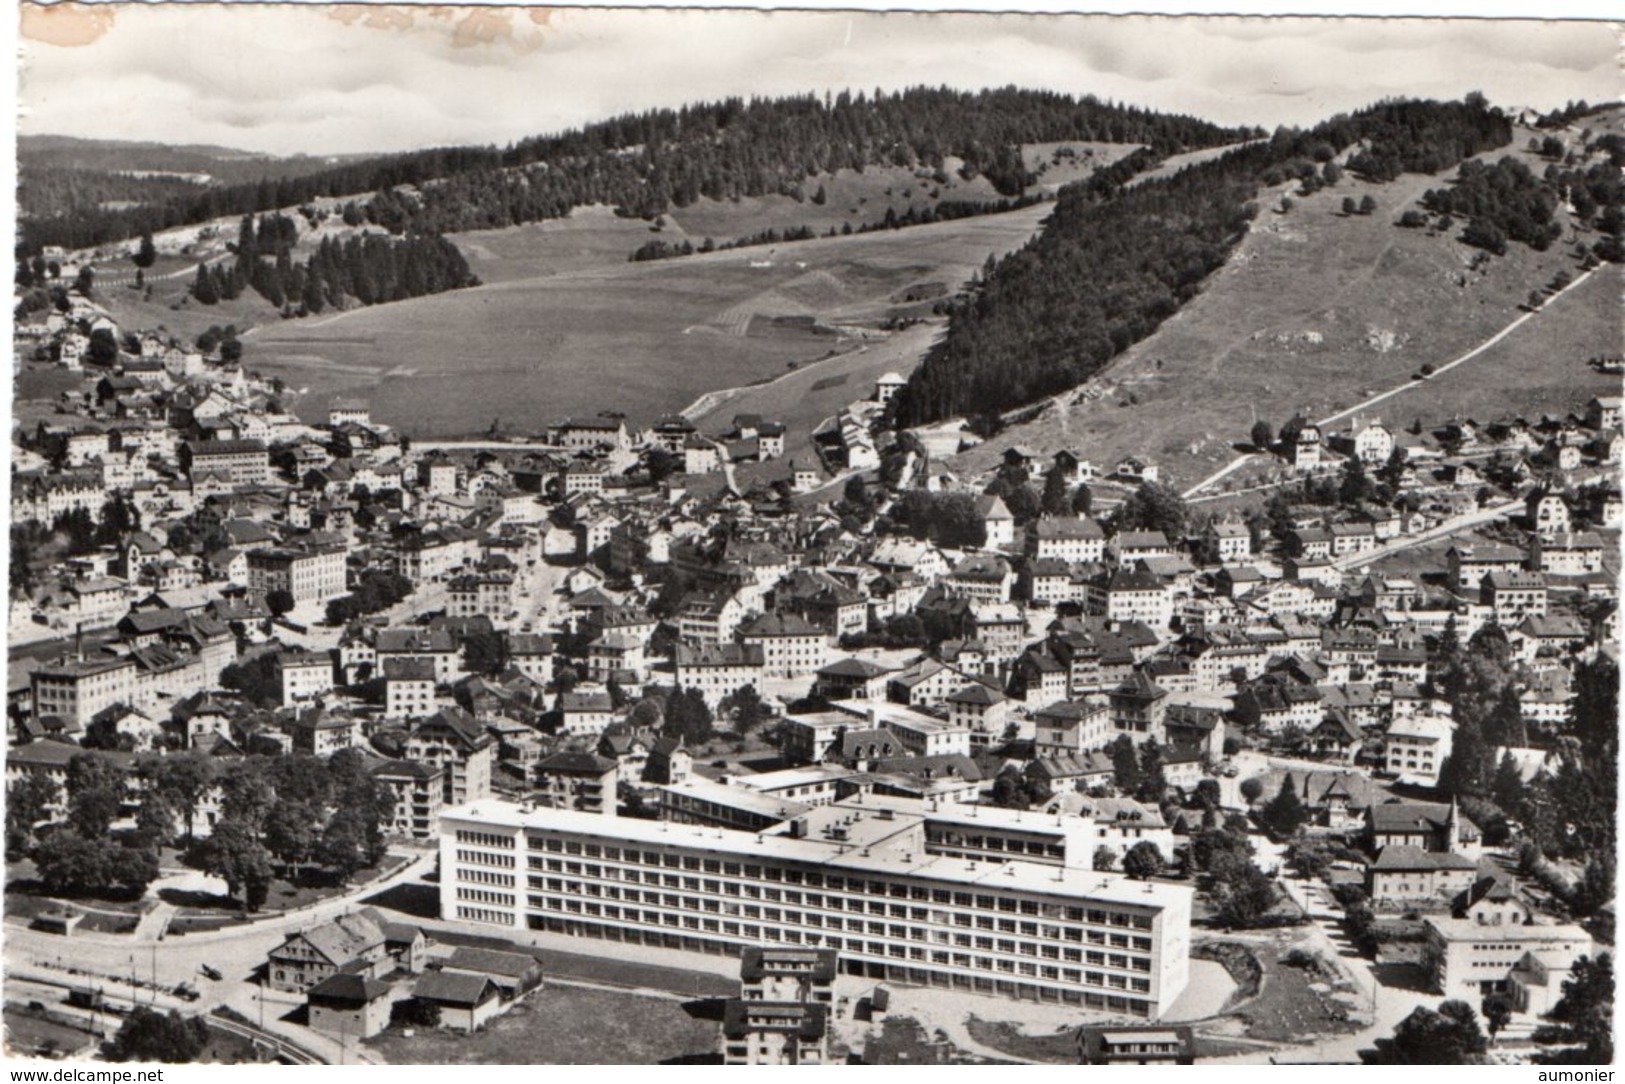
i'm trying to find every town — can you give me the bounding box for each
[4,247,1617,1065]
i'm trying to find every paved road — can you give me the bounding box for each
[6,849,436,1063]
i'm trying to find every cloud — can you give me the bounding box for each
[17,6,1620,156]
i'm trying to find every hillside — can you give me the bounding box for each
[20,86,1254,254]
[84,144,1126,389]
[239,198,1074,439]
[17,135,371,221]
[944,112,1623,489]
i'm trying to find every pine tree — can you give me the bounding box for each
[191,263,219,305]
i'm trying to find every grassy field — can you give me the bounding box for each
[949,120,1623,490]
[366,985,721,1065]
[963,1017,1078,1063]
[241,199,1071,437]
[3,1006,101,1059]
[429,930,736,998]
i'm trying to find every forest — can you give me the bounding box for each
[19,86,1256,253]
[890,95,1530,427]
[1418,131,1625,260]
[189,213,476,314]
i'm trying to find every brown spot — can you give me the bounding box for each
[451,8,517,49]
[327,4,418,31]
[20,2,115,47]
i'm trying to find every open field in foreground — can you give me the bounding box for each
[366,985,720,1065]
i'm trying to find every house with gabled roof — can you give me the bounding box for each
[304,971,393,1041]
[412,971,502,1032]
[268,911,389,993]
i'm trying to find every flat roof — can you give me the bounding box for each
[831,792,1088,838]
[1425,916,1592,943]
[1101,1030,1184,1044]
[443,801,1191,910]
[830,699,968,736]
[657,779,815,820]
[731,765,857,792]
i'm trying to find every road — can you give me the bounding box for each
[5,849,435,1064]
[1181,264,1601,500]
[1329,498,1520,572]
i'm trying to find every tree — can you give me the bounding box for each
[1338,456,1375,507]
[1544,954,1614,1063]
[1212,861,1277,927]
[106,1007,209,1063]
[221,653,284,708]
[195,818,273,913]
[1359,194,1378,215]
[150,753,215,843]
[66,753,127,837]
[191,262,219,304]
[1093,846,1118,872]
[1490,752,1525,814]
[663,688,715,746]
[133,232,157,269]
[264,799,322,881]
[721,684,770,735]
[989,768,1035,811]
[1136,739,1167,803]
[1039,466,1072,517]
[219,761,275,833]
[133,788,179,847]
[1110,735,1141,793]
[390,997,442,1029]
[1250,420,1273,451]
[1239,777,1265,806]
[75,266,95,295]
[1342,196,1358,215]
[265,589,295,617]
[1122,840,1166,880]
[6,772,60,854]
[1365,1000,1487,1064]
[1070,483,1093,516]
[1262,775,1308,837]
[33,827,112,895]
[319,808,372,883]
[1113,481,1188,539]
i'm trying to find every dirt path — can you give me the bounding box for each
[1181,263,1600,499]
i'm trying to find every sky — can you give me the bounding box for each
[15,4,1622,158]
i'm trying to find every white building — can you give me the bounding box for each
[439,800,1193,1017]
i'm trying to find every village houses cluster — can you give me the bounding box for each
[6,280,1620,1054]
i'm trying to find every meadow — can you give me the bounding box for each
[240,198,1070,437]
[952,120,1623,489]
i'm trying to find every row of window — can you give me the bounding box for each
[514,836,1153,927]
[527,897,1153,993]
[458,887,515,906]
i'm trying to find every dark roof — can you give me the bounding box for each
[739,946,838,984]
[1372,845,1477,872]
[817,657,893,679]
[307,972,391,1005]
[538,750,617,774]
[720,999,829,1041]
[413,970,499,1006]
[444,946,543,980]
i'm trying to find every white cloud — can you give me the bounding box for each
[17,6,1619,156]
